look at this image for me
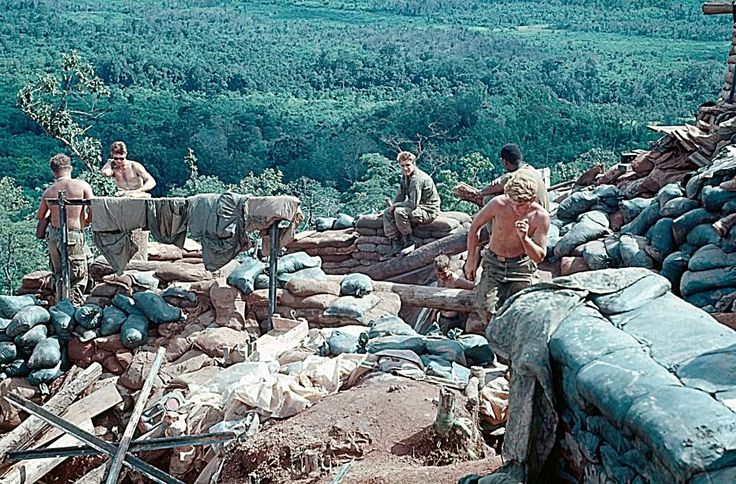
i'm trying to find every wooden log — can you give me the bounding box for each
[361,229,469,281]
[703,2,733,14]
[0,363,102,464]
[371,281,475,313]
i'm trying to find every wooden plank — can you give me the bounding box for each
[0,363,102,464]
[703,2,733,15]
[255,318,309,361]
[104,347,166,484]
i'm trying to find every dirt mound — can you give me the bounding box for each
[220,376,502,483]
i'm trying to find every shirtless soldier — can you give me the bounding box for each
[101,141,156,196]
[465,171,550,331]
[36,154,94,304]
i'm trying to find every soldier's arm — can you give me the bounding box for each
[523,211,550,263]
[465,200,497,280]
[35,191,50,239]
[101,159,114,177]
[83,182,94,226]
[134,162,157,192]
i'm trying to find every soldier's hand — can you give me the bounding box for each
[515,219,529,240]
[464,254,478,281]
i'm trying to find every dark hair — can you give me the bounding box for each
[500,143,523,166]
[49,153,72,173]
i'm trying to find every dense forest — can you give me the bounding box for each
[0,0,730,291]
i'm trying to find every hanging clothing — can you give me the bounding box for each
[91,198,147,274]
[244,195,303,253]
[147,198,189,248]
[187,193,249,272]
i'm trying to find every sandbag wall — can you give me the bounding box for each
[287,212,472,275]
[549,155,736,313]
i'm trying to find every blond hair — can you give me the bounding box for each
[49,153,72,173]
[397,151,416,163]
[504,171,537,203]
[111,141,127,156]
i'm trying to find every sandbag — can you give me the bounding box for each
[55,299,76,317]
[679,243,698,256]
[227,258,266,295]
[49,306,74,341]
[14,325,48,354]
[315,217,336,232]
[592,274,670,314]
[7,306,50,337]
[660,251,689,293]
[592,185,621,205]
[340,273,374,298]
[681,267,736,296]
[0,318,9,333]
[254,273,270,290]
[4,359,30,377]
[277,252,322,275]
[28,337,61,370]
[723,198,736,214]
[656,183,684,207]
[546,224,561,255]
[620,199,660,236]
[454,334,495,366]
[618,235,654,269]
[120,314,150,349]
[603,235,622,267]
[619,198,652,224]
[684,288,735,309]
[333,213,355,230]
[111,294,144,316]
[74,304,102,330]
[327,326,365,355]
[100,305,128,336]
[685,173,703,199]
[556,191,599,221]
[154,262,211,283]
[581,240,611,270]
[672,209,721,245]
[646,218,675,264]
[0,341,17,364]
[0,295,37,319]
[363,314,417,340]
[689,244,736,271]
[285,278,341,297]
[554,219,611,257]
[578,210,610,228]
[324,294,379,320]
[687,224,722,247]
[660,197,700,218]
[28,362,62,386]
[277,267,327,288]
[133,291,183,325]
[701,185,736,212]
[365,335,425,354]
[424,337,467,365]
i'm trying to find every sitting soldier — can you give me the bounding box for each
[383,151,441,257]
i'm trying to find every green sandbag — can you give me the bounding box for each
[581,240,611,270]
[277,252,322,275]
[689,244,736,271]
[55,299,76,317]
[49,306,74,341]
[333,213,355,230]
[687,224,722,247]
[618,234,653,269]
[254,273,270,290]
[120,314,149,349]
[227,257,266,295]
[132,291,183,324]
[365,335,426,354]
[646,218,675,264]
[0,341,17,364]
[454,334,495,366]
[6,306,50,337]
[364,314,416,339]
[424,337,467,365]
[4,359,30,377]
[660,251,689,294]
[701,185,736,212]
[324,294,379,321]
[0,295,37,319]
[340,273,374,298]
[660,197,699,218]
[619,198,652,224]
[28,361,62,386]
[0,318,10,332]
[28,337,61,370]
[100,305,128,336]
[14,324,48,354]
[620,199,660,236]
[656,183,684,207]
[74,304,102,329]
[672,209,720,245]
[553,219,610,257]
[557,191,599,221]
[111,294,143,316]
[315,217,336,232]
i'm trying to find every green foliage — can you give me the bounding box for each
[0,178,46,294]
[342,153,398,215]
[168,148,228,197]
[287,177,342,228]
[231,169,289,197]
[435,152,497,213]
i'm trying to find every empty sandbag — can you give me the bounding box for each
[620,199,660,236]
[340,273,374,297]
[14,325,48,354]
[686,224,722,247]
[333,213,355,229]
[672,209,720,244]
[277,252,322,275]
[0,342,17,364]
[4,359,30,378]
[554,219,611,257]
[681,267,736,296]
[74,304,102,330]
[656,183,684,207]
[100,305,128,336]
[618,235,654,269]
[227,257,266,295]
[646,218,675,263]
[557,191,599,221]
[582,240,611,270]
[7,306,50,337]
[660,197,699,218]
[132,291,183,324]
[49,306,74,341]
[120,314,150,349]
[660,251,689,293]
[28,337,61,370]
[324,294,379,321]
[277,267,327,287]
[619,198,652,224]
[28,362,62,386]
[701,185,736,212]
[315,217,336,232]
[0,295,37,319]
[689,244,736,271]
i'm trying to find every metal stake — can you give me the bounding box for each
[57,190,70,301]
[267,222,280,331]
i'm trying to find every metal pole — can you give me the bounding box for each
[267,222,280,331]
[57,190,70,301]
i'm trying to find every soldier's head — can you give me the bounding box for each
[397,151,417,177]
[500,143,523,172]
[434,253,453,281]
[505,171,537,216]
[110,141,128,160]
[49,154,72,178]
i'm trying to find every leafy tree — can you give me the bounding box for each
[168,148,228,197]
[434,152,497,213]
[231,168,289,197]
[287,177,342,228]
[550,148,617,185]
[342,153,398,216]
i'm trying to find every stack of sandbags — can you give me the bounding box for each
[286,230,359,275]
[15,270,54,301]
[314,213,355,232]
[246,273,401,328]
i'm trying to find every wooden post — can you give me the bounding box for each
[433,386,456,436]
[267,222,280,332]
